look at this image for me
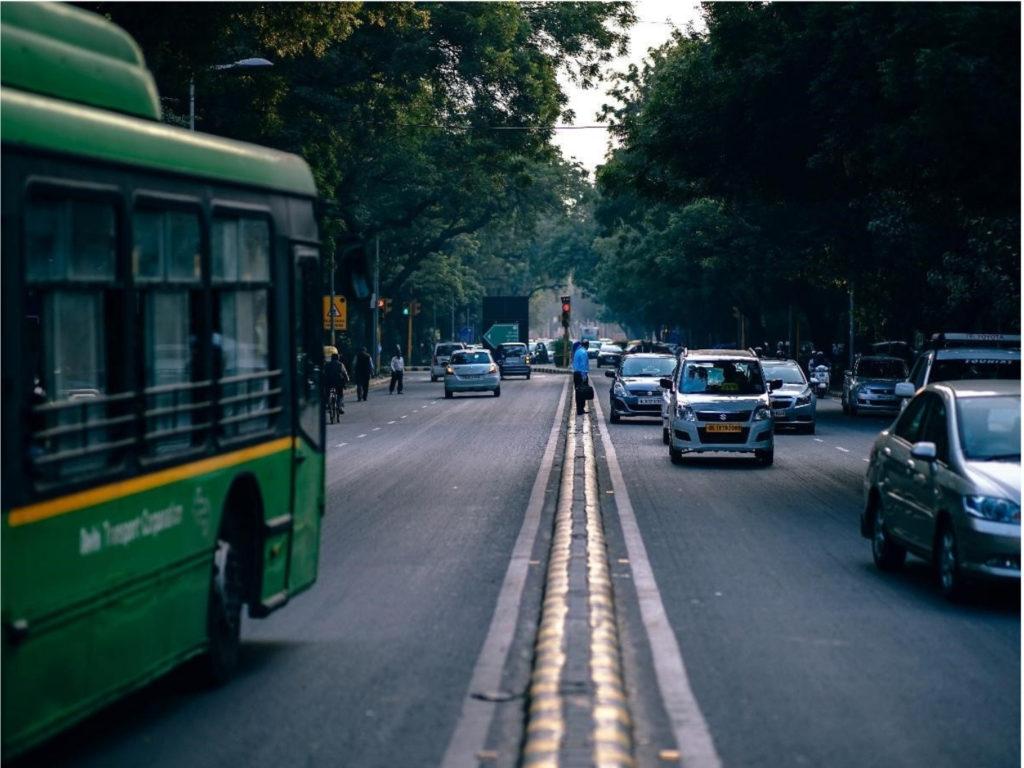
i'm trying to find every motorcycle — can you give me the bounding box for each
[811,365,831,397]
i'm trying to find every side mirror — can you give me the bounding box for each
[910,441,937,462]
[606,369,616,378]
[660,377,673,389]
[894,381,915,398]
[770,379,784,391]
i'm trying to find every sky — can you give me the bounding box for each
[552,0,705,172]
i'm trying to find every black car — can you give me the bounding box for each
[596,343,623,368]
[605,353,678,423]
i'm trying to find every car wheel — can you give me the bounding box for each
[431,375,437,383]
[445,389,453,399]
[755,448,774,466]
[610,410,620,424]
[804,422,816,435]
[850,401,859,416]
[662,426,669,445]
[870,499,906,572]
[526,373,531,380]
[493,386,501,397]
[669,446,683,465]
[937,520,968,601]
[841,394,849,414]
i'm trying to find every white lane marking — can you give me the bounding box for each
[441,379,569,768]
[836,446,850,453]
[401,415,408,419]
[373,427,381,432]
[595,410,723,768]
[335,442,347,448]
[388,420,397,425]
[357,434,367,439]
[814,438,825,443]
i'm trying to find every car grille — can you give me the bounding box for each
[770,397,793,408]
[697,427,751,444]
[696,411,751,422]
[864,387,895,395]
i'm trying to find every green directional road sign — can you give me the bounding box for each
[483,323,519,346]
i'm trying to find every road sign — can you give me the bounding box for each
[323,295,347,330]
[483,322,519,347]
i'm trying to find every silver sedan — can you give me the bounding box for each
[861,379,1020,600]
[444,349,501,398]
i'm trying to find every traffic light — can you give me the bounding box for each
[402,301,410,316]
[410,299,421,316]
[378,297,391,316]
[560,296,571,328]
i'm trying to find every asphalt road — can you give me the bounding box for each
[19,368,1019,768]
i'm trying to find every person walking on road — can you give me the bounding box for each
[354,345,374,401]
[389,346,405,394]
[573,339,590,415]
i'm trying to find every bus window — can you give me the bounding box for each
[212,214,273,438]
[24,194,121,480]
[132,206,204,456]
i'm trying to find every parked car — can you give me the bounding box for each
[596,343,623,369]
[444,348,501,398]
[606,353,677,423]
[661,349,780,466]
[861,379,1020,600]
[761,358,817,433]
[495,342,531,379]
[894,333,1020,407]
[431,341,467,382]
[842,355,908,416]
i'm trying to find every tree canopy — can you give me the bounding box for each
[595,2,1019,348]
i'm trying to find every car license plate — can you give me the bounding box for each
[705,423,741,433]
[772,409,787,417]
[638,397,661,405]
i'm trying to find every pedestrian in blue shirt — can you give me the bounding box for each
[573,339,590,415]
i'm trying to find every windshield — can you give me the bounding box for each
[761,363,805,385]
[957,395,1021,460]
[450,351,491,365]
[679,360,766,395]
[858,359,908,378]
[931,357,1020,383]
[620,357,676,377]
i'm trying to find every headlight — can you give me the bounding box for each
[612,382,627,396]
[796,394,811,406]
[675,403,696,421]
[752,405,771,421]
[488,364,497,373]
[445,366,454,375]
[964,496,1021,524]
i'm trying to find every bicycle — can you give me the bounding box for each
[327,387,341,424]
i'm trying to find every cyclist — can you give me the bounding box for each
[325,352,347,418]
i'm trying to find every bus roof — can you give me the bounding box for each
[2,89,319,198]
[1,2,161,121]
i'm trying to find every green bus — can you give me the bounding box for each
[1,4,326,758]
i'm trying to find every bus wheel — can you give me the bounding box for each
[205,532,243,684]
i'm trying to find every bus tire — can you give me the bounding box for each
[204,527,244,684]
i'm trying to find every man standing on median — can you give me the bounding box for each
[573,339,590,415]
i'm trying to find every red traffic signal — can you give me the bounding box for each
[560,295,571,328]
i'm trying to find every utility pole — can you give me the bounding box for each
[373,237,380,375]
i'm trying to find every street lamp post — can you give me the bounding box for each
[189,57,274,131]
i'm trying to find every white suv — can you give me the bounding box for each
[661,349,779,466]
[430,341,466,382]
[894,333,1020,407]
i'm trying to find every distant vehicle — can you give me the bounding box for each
[596,343,623,369]
[581,326,599,341]
[496,342,531,379]
[431,341,467,382]
[444,348,501,398]
[842,355,908,416]
[761,358,817,433]
[861,379,1020,600]
[587,340,603,359]
[661,349,779,466]
[529,340,550,364]
[605,353,677,424]
[894,333,1020,407]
